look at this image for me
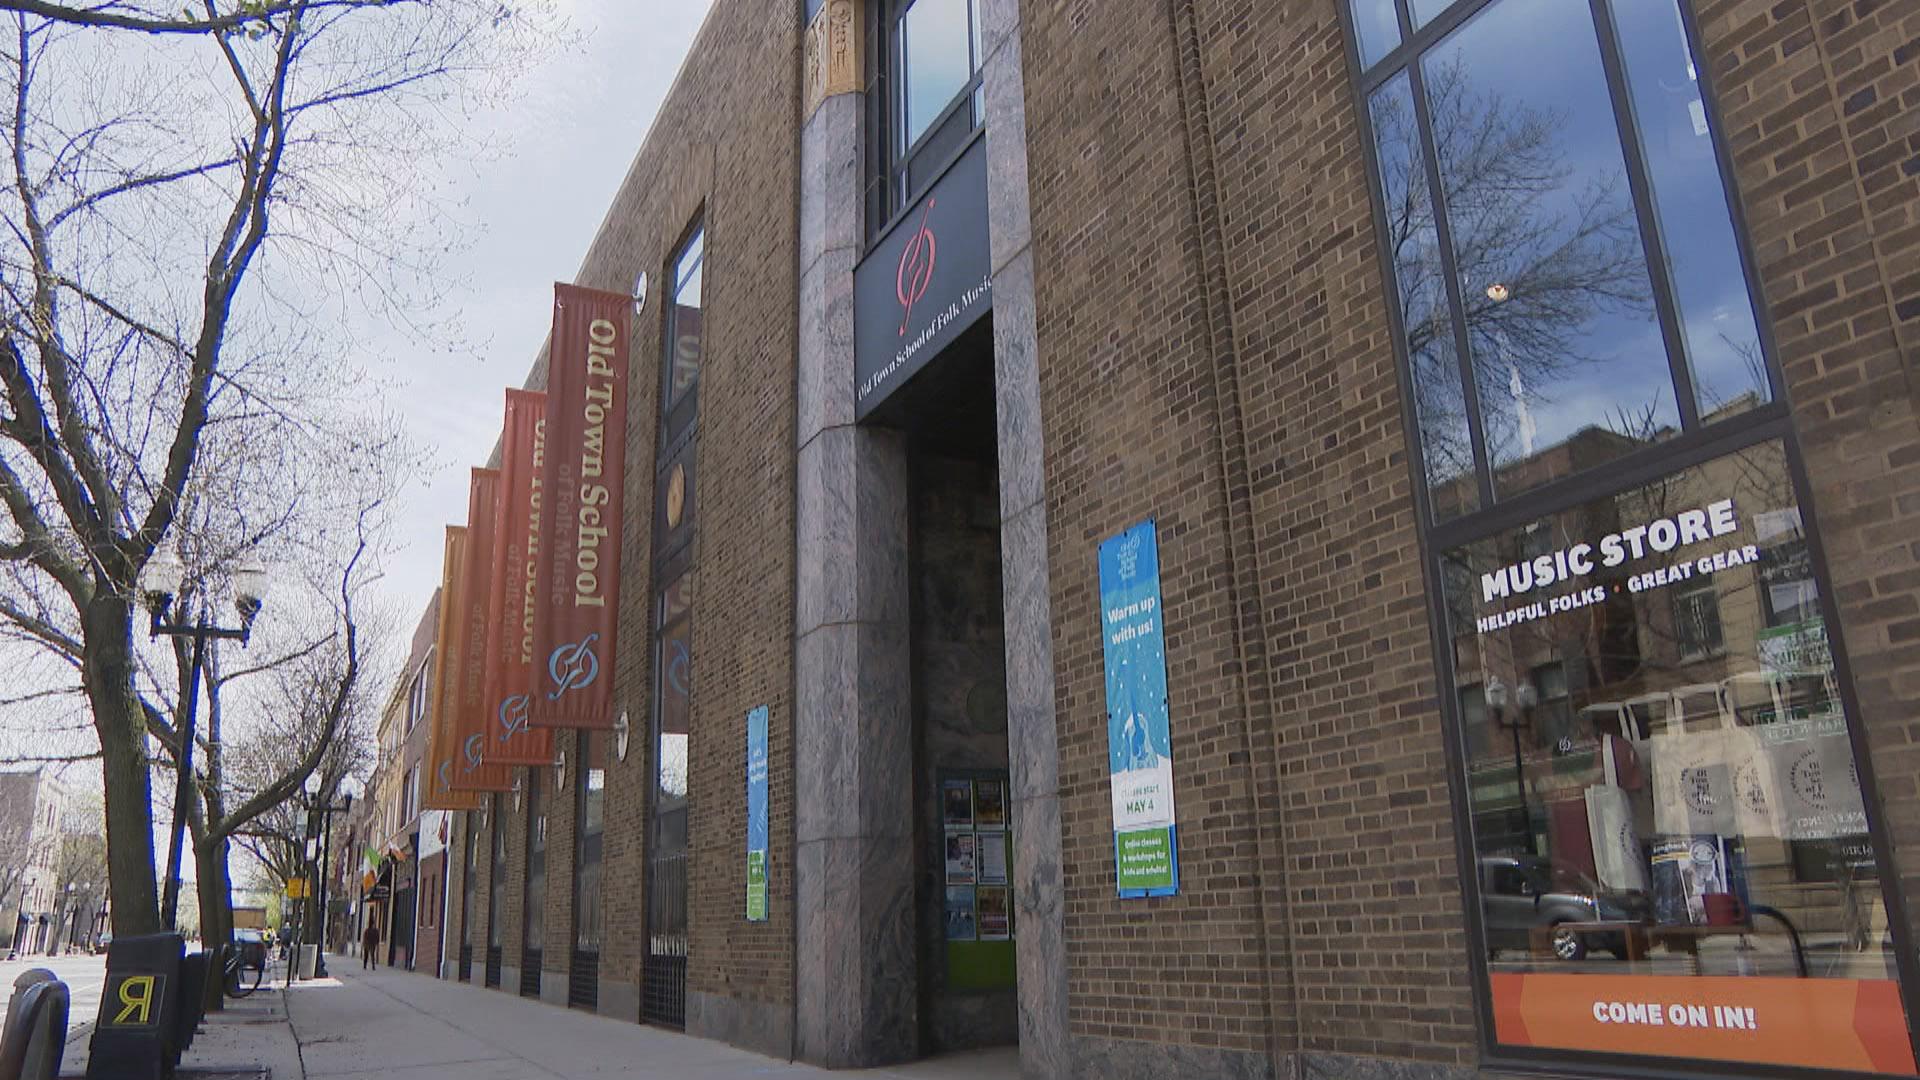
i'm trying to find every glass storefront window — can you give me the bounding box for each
[663,225,704,430]
[1442,440,1912,1073]
[1369,72,1480,520]
[1427,0,1676,498]
[1611,0,1768,420]
[1348,0,1782,519]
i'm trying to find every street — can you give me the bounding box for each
[0,951,104,1030]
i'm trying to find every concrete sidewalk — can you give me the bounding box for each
[287,960,1019,1080]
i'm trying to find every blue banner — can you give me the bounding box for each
[1098,519,1178,897]
[746,705,769,921]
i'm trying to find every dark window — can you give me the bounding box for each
[574,731,605,954]
[524,772,546,953]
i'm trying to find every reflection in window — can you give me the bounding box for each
[1441,441,1893,1063]
[1427,0,1675,496]
[1370,74,1478,518]
[1348,0,1400,69]
[1612,0,1767,418]
[1352,0,1780,519]
[899,0,978,153]
[664,226,704,421]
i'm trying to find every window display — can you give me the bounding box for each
[1442,440,1913,1073]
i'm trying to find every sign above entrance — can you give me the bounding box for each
[854,135,993,420]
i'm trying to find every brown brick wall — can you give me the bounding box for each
[1694,0,1920,934]
[1017,0,1285,1057]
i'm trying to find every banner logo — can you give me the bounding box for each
[438,761,452,791]
[498,694,531,741]
[547,634,601,701]
[463,733,485,772]
[897,197,937,336]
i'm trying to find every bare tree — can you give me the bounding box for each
[0,0,555,936]
[48,819,107,952]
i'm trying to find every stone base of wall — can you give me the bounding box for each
[1293,1052,1478,1080]
[1065,1043,1484,1080]
[1071,1036,1275,1080]
[687,990,793,1061]
[598,978,639,1022]
[499,965,519,995]
[539,969,567,1006]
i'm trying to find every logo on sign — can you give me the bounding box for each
[498,694,531,741]
[107,974,162,1026]
[438,761,452,791]
[896,197,937,336]
[547,634,601,701]
[1116,530,1143,580]
[463,733,485,773]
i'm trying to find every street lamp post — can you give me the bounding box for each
[141,555,271,933]
[1487,676,1541,856]
[304,774,354,978]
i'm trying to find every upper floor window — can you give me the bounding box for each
[405,651,432,733]
[661,223,704,448]
[1350,0,1773,522]
[872,0,983,232]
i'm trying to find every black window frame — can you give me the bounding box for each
[865,0,985,245]
[1337,0,1920,1077]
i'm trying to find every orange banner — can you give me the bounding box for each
[486,390,554,765]
[424,528,482,811]
[530,284,632,729]
[1492,973,1916,1075]
[451,468,513,792]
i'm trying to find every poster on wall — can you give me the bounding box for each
[945,885,977,942]
[746,705,769,922]
[942,778,974,828]
[945,832,977,885]
[1098,518,1180,897]
[977,831,1010,887]
[977,886,1011,941]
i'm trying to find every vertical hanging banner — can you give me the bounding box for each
[452,468,513,791]
[1099,518,1179,897]
[487,389,555,765]
[746,705,769,921]
[531,283,632,729]
[426,528,483,811]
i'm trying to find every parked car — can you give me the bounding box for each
[1480,855,1648,961]
[233,928,268,970]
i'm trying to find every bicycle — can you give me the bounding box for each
[224,943,267,999]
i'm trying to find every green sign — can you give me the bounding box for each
[1115,826,1176,892]
[746,850,768,922]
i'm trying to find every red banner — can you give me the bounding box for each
[450,468,513,791]
[530,284,632,729]
[485,390,553,765]
[424,527,482,811]
[1492,973,1916,1075]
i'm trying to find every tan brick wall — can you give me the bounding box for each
[1695,0,1920,933]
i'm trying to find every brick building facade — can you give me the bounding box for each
[399,0,1920,1077]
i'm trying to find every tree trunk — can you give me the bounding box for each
[195,837,233,1012]
[83,593,160,938]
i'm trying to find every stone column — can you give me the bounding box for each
[979,1,1071,1075]
[793,0,919,1067]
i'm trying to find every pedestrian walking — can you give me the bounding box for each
[361,920,381,970]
